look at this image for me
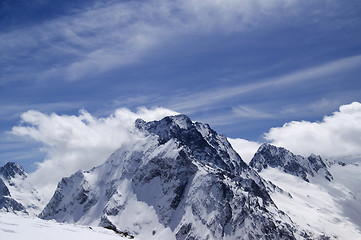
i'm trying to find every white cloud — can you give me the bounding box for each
[264,102,361,160]
[2,0,336,83]
[179,0,298,32]
[9,102,361,197]
[11,107,178,196]
[227,138,261,164]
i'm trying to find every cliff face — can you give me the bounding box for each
[250,143,333,182]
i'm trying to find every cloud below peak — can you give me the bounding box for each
[11,107,178,195]
[265,102,361,159]
[9,102,361,197]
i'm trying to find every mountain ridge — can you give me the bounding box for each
[39,114,299,240]
[249,143,333,182]
[3,114,361,239]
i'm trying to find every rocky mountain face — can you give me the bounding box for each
[249,143,333,182]
[248,144,361,239]
[0,163,28,213]
[0,177,27,213]
[0,162,27,180]
[0,162,44,215]
[40,115,300,240]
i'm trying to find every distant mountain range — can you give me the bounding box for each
[1,114,360,239]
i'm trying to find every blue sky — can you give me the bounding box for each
[1,0,361,172]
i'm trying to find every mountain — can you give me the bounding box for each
[40,114,300,240]
[249,143,333,182]
[0,162,27,180]
[0,162,28,214]
[247,144,361,239]
[0,162,45,215]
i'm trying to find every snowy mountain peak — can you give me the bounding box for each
[249,143,333,182]
[135,114,247,175]
[0,162,45,216]
[257,142,272,151]
[40,115,299,240]
[136,113,191,128]
[135,114,195,143]
[0,162,27,180]
[256,143,288,156]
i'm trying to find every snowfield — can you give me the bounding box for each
[0,212,137,240]
[259,165,361,240]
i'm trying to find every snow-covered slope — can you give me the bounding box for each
[40,115,300,240]
[250,143,333,182]
[322,162,361,231]
[259,167,361,240]
[0,162,45,216]
[0,212,138,240]
[248,144,361,239]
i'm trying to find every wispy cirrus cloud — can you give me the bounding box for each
[168,54,361,113]
[1,0,348,84]
[232,105,274,119]
[279,98,345,118]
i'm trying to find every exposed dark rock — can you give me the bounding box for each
[250,143,333,182]
[0,162,27,180]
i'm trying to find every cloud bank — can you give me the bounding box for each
[10,102,361,196]
[11,107,177,195]
[265,102,361,160]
